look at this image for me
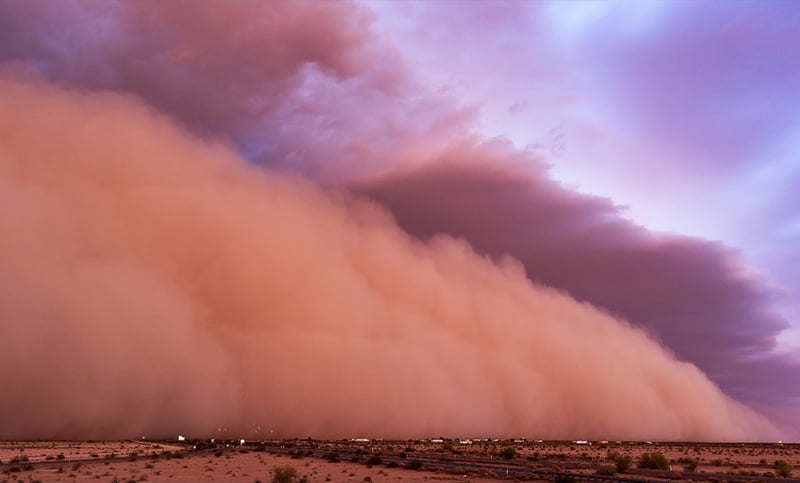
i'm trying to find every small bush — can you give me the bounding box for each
[555,475,576,483]
[405,460,422,470]
[366,455,382,466]
[272,465,298,483]
[607,451,632,473]
[774,460,792,478]
[596,465,617,476]
[638,452,670,470]
[499,447,517,459]
[678,457,699,472]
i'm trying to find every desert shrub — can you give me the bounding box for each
[678,457,699,472]
[596,465,617,475]
[405,460,422,470]
[499,447,517,459]
[607,451,632,473]
[638,452,670,470]
[554,475,576,483]
[272,465,298,483]
[366,455,382,466]
[324,452,340,463]
[774,460,792,478]
[711,459,724,466]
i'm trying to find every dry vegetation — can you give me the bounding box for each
[1,439,798,483]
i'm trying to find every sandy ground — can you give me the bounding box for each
[509,441,800,471]
[2,440,798,483]
[0,443,500,483]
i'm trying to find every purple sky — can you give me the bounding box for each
[0,0,797,436]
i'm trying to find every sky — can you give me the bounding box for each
[0,0,797,440]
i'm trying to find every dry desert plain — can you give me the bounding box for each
[1,439,799,483]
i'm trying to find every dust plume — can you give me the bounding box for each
[0,76,776,441]
[351,148,798,408]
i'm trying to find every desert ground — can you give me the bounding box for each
[1,439,798,483]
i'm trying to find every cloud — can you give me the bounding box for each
[0,0,473,181]
[0,76,778,441]
[352,141,799,409]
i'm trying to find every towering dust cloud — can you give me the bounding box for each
[0,77,776,441]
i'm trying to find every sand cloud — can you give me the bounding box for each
[351,145,799,408]
[0,76,776,441]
